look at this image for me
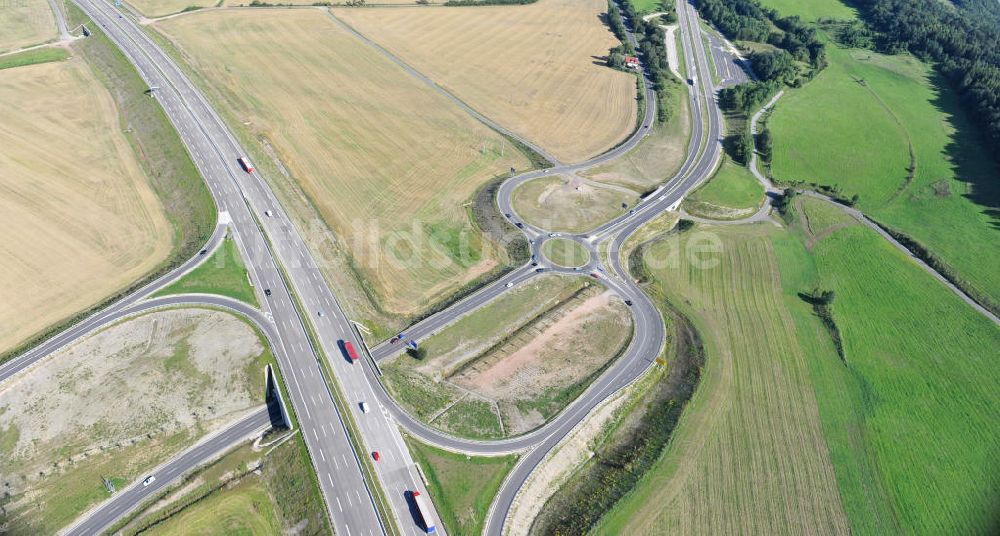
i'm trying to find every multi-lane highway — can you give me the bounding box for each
[7,0,728,534]
[52,0,437,533]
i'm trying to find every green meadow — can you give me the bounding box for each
[593,196,999,534]
[762,0,1000,311]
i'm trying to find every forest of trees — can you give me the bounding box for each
[849,0,1000,163]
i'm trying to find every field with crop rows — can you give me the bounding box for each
[0,57,173,356]
[336,0,637,163]
[0,0,56,52]
[157,9,527,316]
[597,223,851,534]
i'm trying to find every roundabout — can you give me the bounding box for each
[540,237,591,268]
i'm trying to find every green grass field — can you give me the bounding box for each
[598,223,850,534]
[0,47,69,70]
[683,157,764,219]
[143,479,281,535]
[762,0,1000,311]
[541,239,590,267]
[787,199,1000,535]
[405,437,517,536]
[596,197,1000,534]
[628,0,666,14]
[155,236,258,306]
[759,0,857,22]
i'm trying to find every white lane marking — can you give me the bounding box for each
[312,429,318,441]
[328,473,335,488]
[337,497,343,512]
[322,425,328,438]
[320,449,326,462]
[334,456,340,470]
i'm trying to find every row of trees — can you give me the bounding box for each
[849,0,1000,164]
[606,0,677,123]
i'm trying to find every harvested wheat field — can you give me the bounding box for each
[0,308,270,534]
[127,0,217,18]
[157,9,527,314]
[336,0,638,163]
[0,0,57,52]
[0,57,173,356]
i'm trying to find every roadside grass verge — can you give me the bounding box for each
[116,432,330,536]
[682,156,764,219]
[154,235,259,307]
[0,46,69,70]
[584,76,691,193]
[404,437,517,536]
[533,300,699,535]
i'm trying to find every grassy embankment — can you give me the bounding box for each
[587,198,999,534]
[155,235,259,307]
[682,156,764,219]
[405,437,517,536]
[115,433,330,536]
[760,0,1000,314]
[0,47,69,70]
[583,75,691,193]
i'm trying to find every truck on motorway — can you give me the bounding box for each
[410,491,437,533]
[237,156,254,173]
[338,339,359,362]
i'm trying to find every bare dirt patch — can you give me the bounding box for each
[0,308,267,533]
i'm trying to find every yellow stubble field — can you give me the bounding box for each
[0,57,173,355]
[0,0,57,52]
[157,9,528,315]
[336,0,638,164]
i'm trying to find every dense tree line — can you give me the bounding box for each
[443,0,536,5]
[849,0,1000,163]
[606,0,678,123]
[696,0,825,70]
[718,79,780,114]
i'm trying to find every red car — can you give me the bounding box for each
[339,340,359,361]
[372,451,381,461]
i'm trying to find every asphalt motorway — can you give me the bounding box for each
[62,405,273,536]
[58,1,439,534]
